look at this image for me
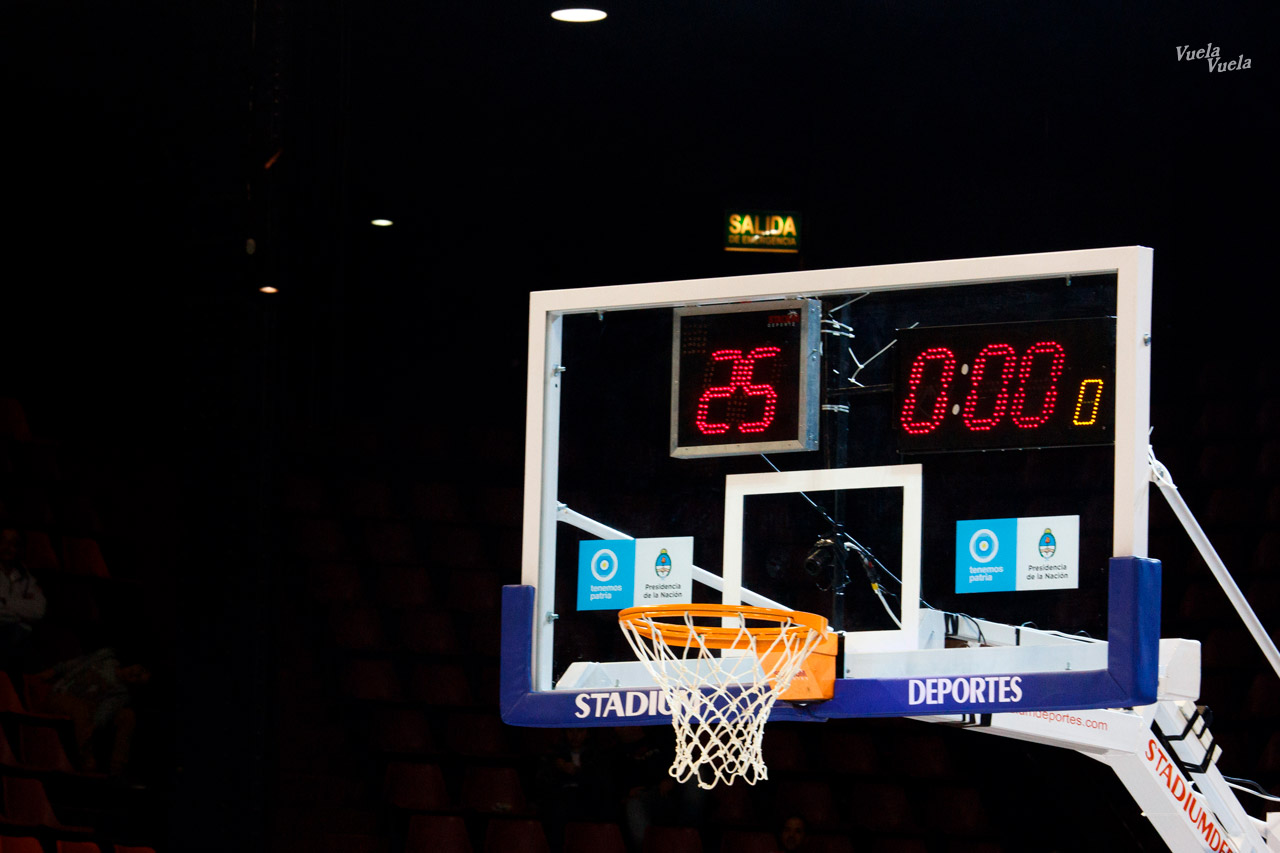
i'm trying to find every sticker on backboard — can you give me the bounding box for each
[955,516,1079,593]
[578,537,693,610]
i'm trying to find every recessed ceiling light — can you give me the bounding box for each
[551,8,606,22]
[371,218,394,227]
[259,286,279,294]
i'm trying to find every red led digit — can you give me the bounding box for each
[694,347,781,435]
[1010,341,1066,428]
[736,347,782,433]
[695,350,741,434]
[900,347,956,435]
[961,342,1017,431]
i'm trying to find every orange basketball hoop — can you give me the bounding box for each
[618,603,834,789]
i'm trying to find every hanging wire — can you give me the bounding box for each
[758,454,935,621]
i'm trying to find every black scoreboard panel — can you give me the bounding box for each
[895,318,1116,453]
[671,300,821,458]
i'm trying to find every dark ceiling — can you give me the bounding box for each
[6,0,1276,425]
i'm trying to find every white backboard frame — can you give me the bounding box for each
[522,247,1153,691]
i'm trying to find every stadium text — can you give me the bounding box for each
[1145,738,1235,852]
[574,690,672,719]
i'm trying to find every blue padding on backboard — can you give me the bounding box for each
[500,556,1160,726]
[500,584,674,727]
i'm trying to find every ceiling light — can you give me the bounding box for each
[371,218,394,227]
[551,8,607,22]
[259,286,279,294]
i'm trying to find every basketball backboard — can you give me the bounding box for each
[502,247,1160,727]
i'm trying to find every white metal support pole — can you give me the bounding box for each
[555,504,788,610]
[1149,450,1280,682]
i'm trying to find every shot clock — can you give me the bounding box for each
[895,318,1116,453]
[670,300,821,458]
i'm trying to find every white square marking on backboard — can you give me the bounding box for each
[722,464,923,653]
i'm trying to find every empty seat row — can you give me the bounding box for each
[0,840,154,853]
[324,605,499,659]
[383,759,994,835]
[286,518,513,578]
[0,532,110,580]
[367,709,514,759]
[0,776,91,832]
[386,763,529,816]
[402,817,903,853]
[0,674,67,723]
[307,561,501,615]
[341,660,484,707]
[0,486,101,536]
[282,474,518,528]
[0,723,80,775]
[405,817,623,853]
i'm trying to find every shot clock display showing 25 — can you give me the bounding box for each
[670,300,821,458]
[894,318,1116,453]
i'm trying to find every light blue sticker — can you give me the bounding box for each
[955,518,1017,593]
[578,540,636,610]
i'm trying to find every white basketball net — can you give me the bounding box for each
[618,609,825,790]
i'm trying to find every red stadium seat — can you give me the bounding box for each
[59,537,110,578]
[56,842,102,853]
[641,826,702,853]
[368,708,436,755]
[341,660,402,702]
[0,728,18,767]
[407,663,473,707]
[0,399,33,441]
[716,830,775,853]
[443,713,509,758]
[0,837,45,853]
[19,725,78,773]
[21,531,60,572]
[385,762,453,812]
[373,567,435,610]
[564,822,627,853]
[460,766,528,815]
[400,609,461,655]
[406,814,472,853]
[2,777,92,831]
[482,819,550,853]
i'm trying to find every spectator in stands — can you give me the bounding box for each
[0,527,47,665]
[773,814,811,852]
[37,647,150,775]
[614,726,706,853]
[536,727,613,849]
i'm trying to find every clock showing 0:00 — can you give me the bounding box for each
[894,318,1116,453]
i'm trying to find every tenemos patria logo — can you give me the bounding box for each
[1176,42,1252,73]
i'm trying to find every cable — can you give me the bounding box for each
[1222,776,1280,803]
[872,581,902,628]
[951,613,987,645]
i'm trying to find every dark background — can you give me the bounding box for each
[3,0,1277,850]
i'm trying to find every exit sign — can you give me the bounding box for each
[724,210,801,254]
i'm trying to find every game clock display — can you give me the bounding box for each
[670,300,821,458]
[895,317,1116,452]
